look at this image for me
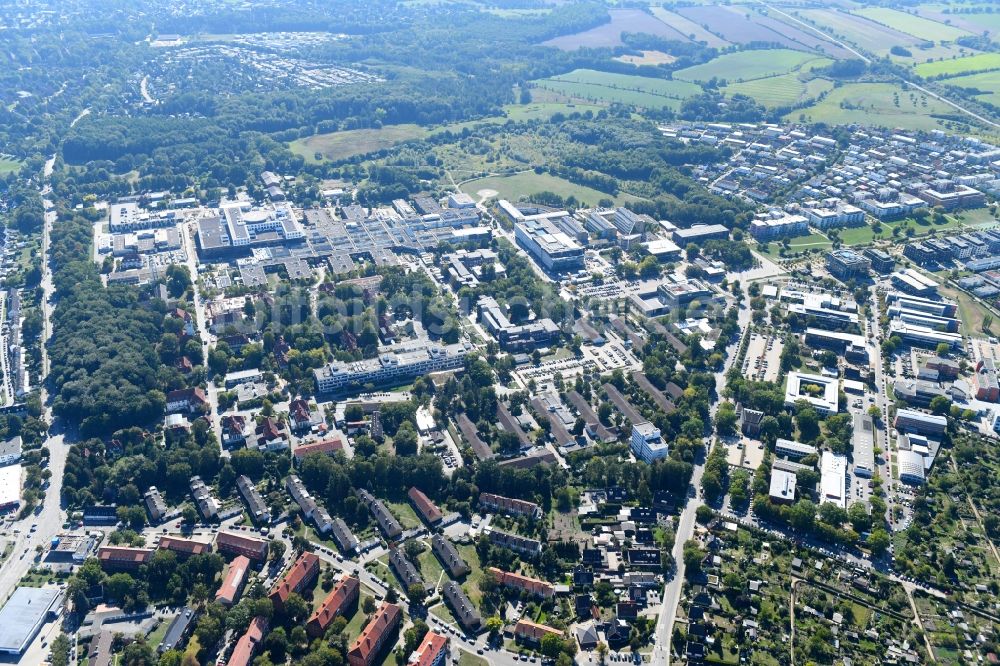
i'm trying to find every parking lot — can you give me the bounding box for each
[742,333,783,383]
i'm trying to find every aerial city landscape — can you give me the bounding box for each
[2,0,1000,665]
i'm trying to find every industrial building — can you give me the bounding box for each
[313,342,468,393]
[820,451,847,509]
[513,217,585,273]
[852,414,875,478]
[0,587,63,655]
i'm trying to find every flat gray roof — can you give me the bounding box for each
[0,587,61,654]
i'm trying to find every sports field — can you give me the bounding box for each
[724,74,833,108]
[648,6,730,47]
[939,70,1000,106]
[788,82,961,132]
[914,53,1000,78]
[535,69,702,109]
[675,49,829,83]
[853,7,970,42]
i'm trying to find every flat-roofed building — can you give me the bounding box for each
[820,451,847,509]
[672,224,729,244]
[314,343,468,393]
[894,409,947,436]
[826,249,871,280]
[853,413,875,478]
[889,321,962,350]
[863,248,894,274]
[270,552,320,612]
[891,269,938,296]
[217,531,269,561]
[348,602,402,666]
[749,213,808,241]
[784,372,839,415]
[898,449,926,484]
[216,555,251,606]
[886,293,956,317]
[774,439,817,459]
[307,576,360,638]
[631,422,668,464]
[514,217,585,273]
[0,587,63,655]
[768,468,797,505]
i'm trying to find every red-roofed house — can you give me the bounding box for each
[228,616,268,666]
[293,438,344,463]
[409,631,449,666]
[348,602,402,666]
[408,487,443,525]
[216,531,269,561]
[158,535,212,558]
[165,387,208,414]
[514,618,563,645]
[269,551,320,611]
[216,555,251,606]
[488,567,554,598]
[98,546,155,571]
[306,576,360,638]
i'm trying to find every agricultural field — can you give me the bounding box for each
[724,73,833,109]
[675,49,829,84]
[674,4,838,53]
[459,171,636,208]
[788,82,964,133]
[648,6,730,48]
[912,4,1000,38]
[889,42,981,67]
[853,7,970,42]
[541,8,681,50]
[938,70,1000,106]
[914,52,1000,78]
[614,50,676,66]
[796,8,922,54]
[534,69,702,109]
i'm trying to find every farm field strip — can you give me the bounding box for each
[541,8,684,50]
[915,53,1000,78]
[675,49,829,83]
[797,8,922,54]
[788,81,965,132]
[939,70,1000,106]
[749,7,854,58]
[724,73,834,108]
[675,4,816,51]
[535,69,702,108]
[648,6,730,47]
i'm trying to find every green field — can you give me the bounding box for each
[460,171,637,207]
[758,232,832,259]
[534,69,702,109]
[649,6,730,48]
[675,49,830,84]
[914,52,1000,77]
[854,7,970,41]
[788,82,963,132]
[504,101,604,122]
[799,8,920,54]
[940,70,1000,106]
[0,158,20,175]
[724,73,833,108]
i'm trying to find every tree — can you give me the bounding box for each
[714,404,738,436]
[788,499,816,531]
[394,422,418,456]
[929,395,951,415]
[935,342,950,356]
[540,633,566,658]
[596,642,609,665]
[868,527,891,555]
[486,615,504,636]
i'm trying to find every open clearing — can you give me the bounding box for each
[504,101,604,121]
[614,50,676,66]
[291,124,429,163]
[939,70,1000,107]
[914,52,1000,78]
[724,74,833,109]
[542,9,683,50]
[675,49,830,83]
[648,7,729,47]
[788,82,963,132]
[535,69,702,109]
[853,7,970,42]
[797,8,921,54]
[460,171,638,207]
[757,232,832,259]
[0,158,21,175]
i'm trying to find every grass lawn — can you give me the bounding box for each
[417,547,446,589]
[457,543,486,606]
[0,158,21,175]
[853,7,970,41]
[675,49,830,83]
[458,652,490,666]
[533,69,702,110]
[938,70,1000,107]
[914,52,1000,78]
[460,171,636,207]
[503,102,603,122]
[788,82,966,133]
[431,603,458,624]
[343,593,373,644]
[182,635,201,664]
[146,616,172,648]
[757,232,832,259]
[387,501,421,530]
[949,206,998,228]
[937,282,997,335]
